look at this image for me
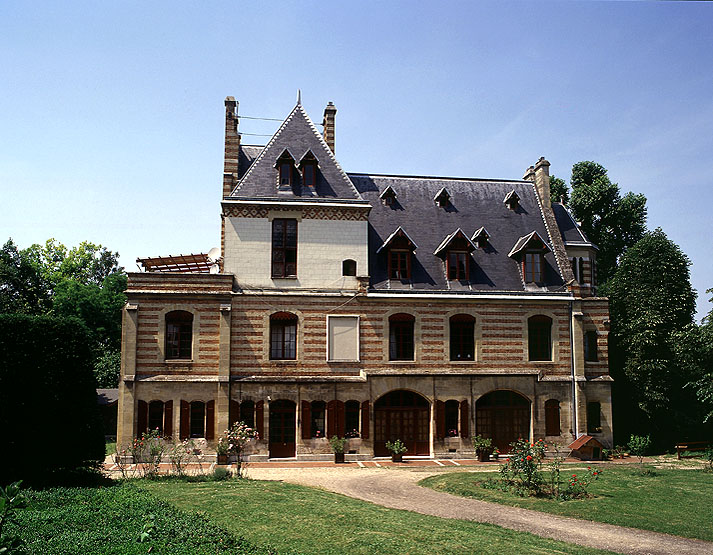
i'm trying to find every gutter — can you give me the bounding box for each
[569,300,579,438]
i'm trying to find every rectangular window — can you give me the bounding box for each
[389,317,414,361]
[450,317,475,361]
[587,402,602,433]
[279,162,292,186]
[523,253,543,283]
[272,219,297,278]
[302,164,316,188]
[190,401,205,438]
[584,330,598,362]
[389,250,410,279]
[270,319,297,360]
[328,316,359,361]
[447,251,469,280]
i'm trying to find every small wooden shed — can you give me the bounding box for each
[568,435,604,461]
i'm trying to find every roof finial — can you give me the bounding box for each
[297,89,302,105]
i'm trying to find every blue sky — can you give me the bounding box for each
[2,1,711,319]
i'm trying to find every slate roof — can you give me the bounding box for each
[230,103,365,202]
[350,174,566,292]
[552,203,597,249]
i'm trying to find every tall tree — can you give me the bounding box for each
[0,239,51,314]
[603,228,697,445]
[568,161,647,284]
[548,174,569,205]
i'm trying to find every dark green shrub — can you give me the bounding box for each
[0,314,105,483]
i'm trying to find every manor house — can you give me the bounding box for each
[116,96,612,459]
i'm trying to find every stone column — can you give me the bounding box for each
[117,303,138,448]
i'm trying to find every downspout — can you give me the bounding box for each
[569,300,579,438]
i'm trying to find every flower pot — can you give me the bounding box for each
[477,450,492,462]
[391,453,403,463]
[217,453,228,465]
[334,452,345,464]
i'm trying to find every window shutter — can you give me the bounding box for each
[137,400,148,437]
[255,401,264,439]
[180,400,189,440]
[163,400,173,438]
[301,400,311,440]
[361,400,370,439]
[436,400,445,439]
[206,400,215,439]
[460,399,469,438]
[336,400,345,437]
[327,400,337,438]
[229,400,240,427]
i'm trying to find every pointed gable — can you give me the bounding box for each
[376,227,418,254]
[230,103,363,201]
[433,228,476,256]
[508,231,552,259]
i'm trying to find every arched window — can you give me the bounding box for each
[445,400,460,437]
[587,402,602,433]
[311,401,326,438]
[190,401,206,438]
[342,259,357,276]
[166,310,193,359]
[389,313,415,361]
[528,315,552,361]
[270,312,298,360]
[240,400,255,428]
[450,314,475,361]
[545,399,560,436]
[344,400,360,437]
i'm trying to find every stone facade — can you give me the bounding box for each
[117,96,613,459]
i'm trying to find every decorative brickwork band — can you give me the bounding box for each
[222,204,369,221]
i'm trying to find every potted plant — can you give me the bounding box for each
[472,435,494,462]
[385,439,407,462]
[329,436,348,463]
[216,436,229,465]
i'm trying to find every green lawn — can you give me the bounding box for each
[420,464,713,541]
[143,478,612,555]
[105,440,116,456]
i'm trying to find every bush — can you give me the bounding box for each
[0,314,105,483]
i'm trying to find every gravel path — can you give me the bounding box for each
[247,466,713,555]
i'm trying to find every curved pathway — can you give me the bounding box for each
[247,466,713,555]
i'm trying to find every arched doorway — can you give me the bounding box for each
[269,400,296,458]
[476,390,530,453]
[374,390,430,456]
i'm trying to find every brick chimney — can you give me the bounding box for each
[524,157,551,209]
[322,101,336,153]
[223,96,240,199]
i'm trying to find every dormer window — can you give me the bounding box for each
[508,231,551,285]
[276,150,296,190]
[434,229,476,281]
[377,227,417,281]
[434,188,450,208]
[299,150,318,191]
[379,186,397,206]
[504,190,520,211]
[471,227,490,250]
[279,162,292,186]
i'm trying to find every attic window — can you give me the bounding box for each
[379,186,397,206]
[433,229,476,281]
[508,231,551,284]
[377,227,417,280]
[523,252,544,283]
[299,151,318,190]
[504,190,520,211]
[434,188,450,208]
[471,227,490,249]
[276,151,296,190]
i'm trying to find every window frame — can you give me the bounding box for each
[388,249,411,280]
[587,401,602,434]
[165,310,193,360]
[189,401,206,438]
[279,160,293,187]
[271,218,298,278]
[584,330,599,362]
[344,400,360,438]
[447,250,469,281]
[445,400,460,437]
[326,315,360,362]
[523,252,544,283]
[310,400,326,438]
[545,399,561,436]
[389,313,415,361]
[270,312,298,360]
[528,315,552,361]
[449,314,475,361]
[301,162,316,189]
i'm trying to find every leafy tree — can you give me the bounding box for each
[603,229,697,445]
[0,239,51,314]
[549,174,569,205]
[569,161,647,284]
[93,346,122,388]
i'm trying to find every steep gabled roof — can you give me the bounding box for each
[433,228,477,256]
[230,102,363,201]
[552,203,598,250]
[508,230,552,258]
[376,226,418,254]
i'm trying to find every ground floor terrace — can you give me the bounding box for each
[117,374,612,459]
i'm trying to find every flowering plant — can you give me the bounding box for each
[329,436,348,453]
[385,439,408,455]
[220,421,258,478]
[216,437,230,456]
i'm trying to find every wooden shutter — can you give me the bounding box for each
[336,400,345,437]
[163,400,173,438]
[435,400,445,439]
[361,400,370,439]
[206,400,215,439]
[179,400,189,440]
[301,400,311,440]
[327,400,344,438]
[229,400,240,427]
[460,399,469,438]
[137,400,148,437]
[255,400,264,439]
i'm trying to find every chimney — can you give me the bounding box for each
[522,165,536,182]
[223,96,240,199]
[534,157,551,209]
[322,101,336,153]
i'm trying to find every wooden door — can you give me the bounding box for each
[269,400,296,458]
[476,390,530,453]
[374,390,430,456]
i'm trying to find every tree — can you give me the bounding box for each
[603,229,697,445]
[0,239,51,314]
[549,175,569,205]
[568,162,647,284]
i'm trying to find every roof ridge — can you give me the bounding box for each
[348,172,530,184]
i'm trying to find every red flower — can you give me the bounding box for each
[572,474,576,477]
[526,455,532,461]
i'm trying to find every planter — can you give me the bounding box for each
[334,452,345,464]
[216,453,229,465]
[391,453,403,463]
[477,449,492,462]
